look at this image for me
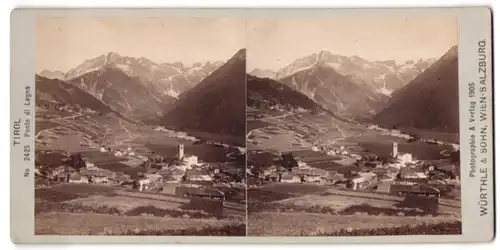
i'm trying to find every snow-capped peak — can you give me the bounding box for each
[105,52,122,63]
[273,49,438,98]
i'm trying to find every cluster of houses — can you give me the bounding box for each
[47,163,133,186]
[254,142,460,197]
[256,160,378,191]
[311,143,363,159]
[99,145,148,159]
[41,102,101,116]
[40,143,241,200]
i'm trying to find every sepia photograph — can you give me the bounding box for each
[246,12,462,236]
[34,16,247,236]
[9,7,494,243]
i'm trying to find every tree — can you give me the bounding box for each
[280,153,298,171]
[396,171,402,180]
[70,153,86,171]
[181,174,188,182]
[150,154,164,163]
[234,153,246,167]
[142,159,152,169]
[165,156,182,166]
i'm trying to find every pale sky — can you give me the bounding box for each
[247,11,457,71]
[36,17,246,72]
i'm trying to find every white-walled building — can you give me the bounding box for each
[280,172,301,183]
[86,162,97,170]
[397,153,415,165]
[298,160,309,169]
[184,155,198,165]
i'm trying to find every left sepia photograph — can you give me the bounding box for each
[34,17,247,236]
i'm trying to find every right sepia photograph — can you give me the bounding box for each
[246,11,461,236]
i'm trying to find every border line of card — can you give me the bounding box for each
[10,7,494,243]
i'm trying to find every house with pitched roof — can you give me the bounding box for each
[399,167,428,180]
[280,172,301,183]
[68,172,89,184]
[170,167,186,181]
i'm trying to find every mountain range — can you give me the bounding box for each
[39,52,224,98]
[251,51,436,95]
[250,51,437,119]
[36,45,458,144]
[372,46,459,133]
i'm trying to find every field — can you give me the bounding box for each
[247,183,461,236]
[97,162,145,177]
[36,212,242,235]
[35,107,159,152]
[35,150,68,168]
[35,120,60,134]
[247,127,311,152]
[247,120,272,131]
[35,183,117,202]
[250,183,332,197]
[35,183,245,235]
[249,183,460,211]
[77,150,128,163]
[248,212,460,236]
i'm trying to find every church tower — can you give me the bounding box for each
[178,144,184,160]
[392,142,398,158]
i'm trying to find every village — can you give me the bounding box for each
[248,136,461,201]
[35,142,246,202]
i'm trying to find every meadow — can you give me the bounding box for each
[248,212,460,236]
[35,183,245,235]
[247,183,461,236]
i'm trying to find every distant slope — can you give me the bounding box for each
[39,70,65,80]
[372,46,459,133]
[249,69,277,79]
[159,49,246,145]
[67,66,176,119]
[247,74,322,112]
[35,75,113,115]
